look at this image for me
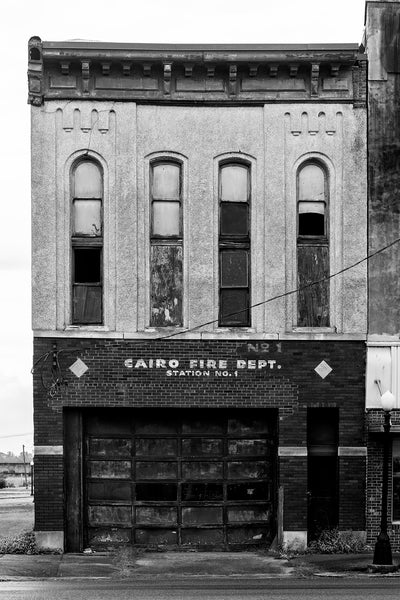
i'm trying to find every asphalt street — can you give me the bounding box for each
[0,578,399,600]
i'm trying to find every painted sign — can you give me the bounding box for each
[124,357,282,377]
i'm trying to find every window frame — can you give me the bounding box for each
[150,160,182,241]
[70,158,104,325]
[296,160,329,244]
[149,158,184,328]
[218,160,251,328]
[296,159,330,329]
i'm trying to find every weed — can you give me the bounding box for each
[307,529,371,554]
[0,531,39,555]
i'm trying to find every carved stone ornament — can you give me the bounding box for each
[163,63,172,95]
[229,64,237,95]
[81,60,91,94]
[311,63,320,97]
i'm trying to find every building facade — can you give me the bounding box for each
[365,0,400,550]
[28,36,368,551]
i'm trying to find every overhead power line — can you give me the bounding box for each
[156,236,400,341]
[0,432,33,439]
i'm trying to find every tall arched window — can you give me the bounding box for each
[297,161,329,327]
[150,161,183,326]
[219,162,250,326]
[71,160,103,324]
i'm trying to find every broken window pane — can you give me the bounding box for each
[220,251,248,287]
[73,199,102,236]
[152,163,180,200]
[74,161,102,198]
[220,203,249,237]
[298,163,325,201]
[182,507,223,525]
[136,461,177,480]
[152,201,180,236]
[136,483,177,501]
[220,164,248,202]
[136,507,177,525]
[136,439,178,456]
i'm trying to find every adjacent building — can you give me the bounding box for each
[365,0,400,550]
[28,35,368,551]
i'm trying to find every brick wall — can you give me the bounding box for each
[33,337,366,536]
[367,409,400,550]
[33,455,64,531]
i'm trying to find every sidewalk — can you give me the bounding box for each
[0,551,399,581]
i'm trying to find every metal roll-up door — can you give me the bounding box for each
[84,409,277,549]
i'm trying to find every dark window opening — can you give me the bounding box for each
[298,212,325,236]
[74,249,101,283]
[71,160,103,325]
[30,47,41,61]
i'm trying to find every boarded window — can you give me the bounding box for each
[150,161,183,326]
[71,159,103,324]
[150,245,183,327]
[297,162,329,327]
[219,162,250,327]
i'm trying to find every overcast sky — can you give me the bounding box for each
[0,0,366,454]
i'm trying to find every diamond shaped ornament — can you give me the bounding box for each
[69,358,89,378]
[314,360,332,379]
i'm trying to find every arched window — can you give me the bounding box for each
[71,160,103,324]
[150,161,183,326]
[219,162,250,327]
[297,161,329,327]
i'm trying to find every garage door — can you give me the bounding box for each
[84,409,277,549]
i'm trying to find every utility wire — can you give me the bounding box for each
[156,236,400,341]
[0,433,33,439]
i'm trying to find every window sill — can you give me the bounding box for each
[291,327,337,333]
[65,325,110,332]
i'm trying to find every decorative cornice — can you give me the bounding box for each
[28,37,366,106]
